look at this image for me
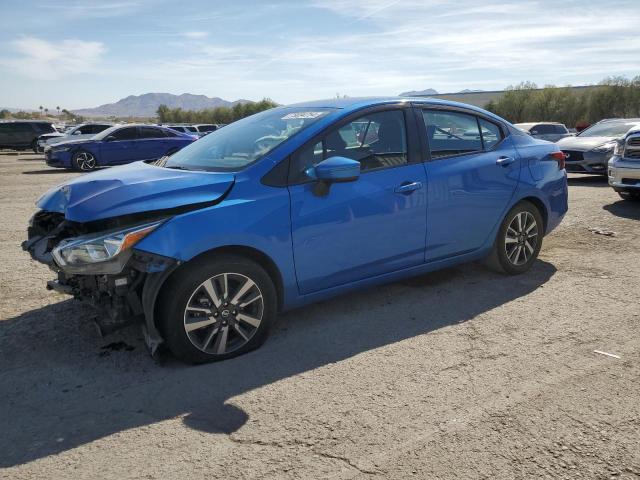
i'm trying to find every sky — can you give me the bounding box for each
[0,0,639,110]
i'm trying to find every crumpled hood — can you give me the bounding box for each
[556,136,615,151]
[37,161,235,223]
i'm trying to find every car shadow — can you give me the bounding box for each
[566,174,609,187]
[603,199,640,220]
[0,260,556,467]
[22,169,71,175]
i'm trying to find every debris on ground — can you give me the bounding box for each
[593,350,621,359]
[588,227,617,237]
[99,341,135,357]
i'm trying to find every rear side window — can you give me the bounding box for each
[138,127,166,139]
[532,124,554,135]
[554,124,568,134]
[479,118,503,149]
[111,127,138,140]
[198,125,217,132]
[77,125,95,134]
[32,122,54,133]
[423,110,482,158]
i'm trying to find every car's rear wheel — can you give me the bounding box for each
[618,191,640,201]
[486,201,544,275]
[158,255,277,364]
[71,150,97,171]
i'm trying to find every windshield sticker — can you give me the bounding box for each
[281,111,325,120]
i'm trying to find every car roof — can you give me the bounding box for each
[514,122,564,127]
[286,96,507,122]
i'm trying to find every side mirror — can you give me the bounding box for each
[307,156,360,182]
[72,130,81,135]
[104,135,117,142]
[306,156,360,197]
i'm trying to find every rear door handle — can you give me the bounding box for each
[496,156,515,166]
[394,181,423,194]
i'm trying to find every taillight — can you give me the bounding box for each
[550,151,566,170]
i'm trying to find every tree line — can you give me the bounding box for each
[484,76,640,127]
[156,98,278,124]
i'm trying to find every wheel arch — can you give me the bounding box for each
[517,195,548,234]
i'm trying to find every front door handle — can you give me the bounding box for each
[496,156,515,166]
[394,181,423,195]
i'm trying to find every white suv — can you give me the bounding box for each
[608,130,640,201]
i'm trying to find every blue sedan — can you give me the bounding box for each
[25,97,568,363]
[44,124,197,171]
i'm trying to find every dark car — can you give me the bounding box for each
[0,121,56,151]
[557,118,640,175]
[514,122,572,142]
[44,124,197,171]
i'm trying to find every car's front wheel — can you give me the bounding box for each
[71,150,97,171]
[486,201,544,275]
[158,255,277,364]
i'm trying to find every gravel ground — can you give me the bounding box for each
[1,152,639,479]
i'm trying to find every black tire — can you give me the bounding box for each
[485,201,544,275]
[71,150,97,171]
[618,191,640,201]
[158,255,277,364]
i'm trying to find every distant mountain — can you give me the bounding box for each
[399,88,438,96]
[457,89,486,93]
[72,93,253,118]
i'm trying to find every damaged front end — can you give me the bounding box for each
[22,210,178,354]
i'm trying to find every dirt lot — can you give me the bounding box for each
[0,152,638,479]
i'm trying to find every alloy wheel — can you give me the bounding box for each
[504,211,538,266]
[76,152,96,171]
[183,272,264,355]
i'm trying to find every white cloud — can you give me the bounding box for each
[1,37,105,79]
[182,31,209,39]
[40,1,141,18]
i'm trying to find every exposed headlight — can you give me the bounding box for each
[613,141,625,156]
[53,222,161,267]
[592,141,617,153]
[51,145,72,152]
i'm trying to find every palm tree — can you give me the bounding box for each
[56,106,60,116]
[39,105,43,117]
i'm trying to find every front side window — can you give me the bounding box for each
[423,110,482,158]
[165,107,334,171]
[111,127,138,141]
[292,109,408,182]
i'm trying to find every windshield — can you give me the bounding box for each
[165,107,334,171]
[578,121,640,138]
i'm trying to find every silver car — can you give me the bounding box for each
[557,119,640,176]
[514,122,572,142]
[608,130,640,201]
[36,123,112,153]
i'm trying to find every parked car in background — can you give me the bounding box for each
[608,128,640,201]
[165,124,199,135]
[24,97,568,363]
[0,120,56,151]
[557,118,640,175]
[44,124,197,171]
[36,123,112,153]
[193,124,220,136]
[514,122,572,142]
